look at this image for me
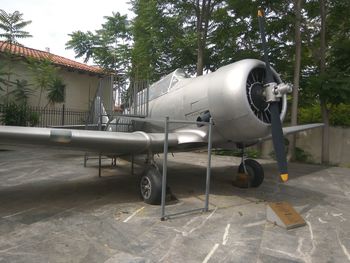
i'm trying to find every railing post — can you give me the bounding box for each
[161,116,169,220]
[204,118,213,212]
[159,118,213,220]
[61,104,65,126]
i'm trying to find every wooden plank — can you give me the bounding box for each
[267,202,306,229]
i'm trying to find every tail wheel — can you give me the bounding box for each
[238,159,264,187]
[140,166,162,205]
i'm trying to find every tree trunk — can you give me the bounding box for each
[195,0,212,76]
[321,100,330,163]
[196,41,204,76]
[290,0,303,161]
[320,0,329,163]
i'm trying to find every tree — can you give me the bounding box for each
[130,0,162,81]
[47,77,65,106]
[193,0,218,76]
[27,58,58,107]
[290,0,303,160]
[319,0,329,163]
[0,9,32,44]
[66,12,131,80]
[298,0,350,162]
[0,57,10,93]
[0,78,37,127]
[158,0,225,76]
[8,79,33,105]
[130,0,189,81]
[0,51,17,103]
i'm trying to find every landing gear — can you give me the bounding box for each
[236,159,264,187]
[140,165,162,205]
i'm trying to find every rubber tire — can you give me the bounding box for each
[238,159,264,187]
[140,166,162,205]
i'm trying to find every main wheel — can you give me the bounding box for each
[238,159,264,187]
[140,166,162,205]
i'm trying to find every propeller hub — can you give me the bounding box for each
[265,82,292,102]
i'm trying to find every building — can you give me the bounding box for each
[0,41,111,111]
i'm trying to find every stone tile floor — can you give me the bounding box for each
[0,146,349,262]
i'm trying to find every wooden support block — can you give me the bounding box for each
[232,173,250,188]
[267,202,306,229]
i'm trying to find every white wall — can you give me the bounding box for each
[4,59,100,111]
[260,127,350,167]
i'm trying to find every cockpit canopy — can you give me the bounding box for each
[149,69,187,101]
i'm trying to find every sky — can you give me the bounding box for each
[2,0,133,64]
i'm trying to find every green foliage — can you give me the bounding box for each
[299,0,350,109]
[0,60,10,92]
[27,58,59,106]
[66,12,131,81]
[27,111,39,127]
[8,79,33,104]
[130,0,165,80]
[0,77,38,126]
[0,52,16,100]
[294,147,312,163]
[298,105,322,124]
[47,78,65,105]
[0,9,32,44]
[213,148,261,159]
[299,104,350,127]
[0,102,38,126]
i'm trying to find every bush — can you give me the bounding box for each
[299,103,350,127]
[0,102,39,126]
[213,148,261,158]
[294,147,312,163]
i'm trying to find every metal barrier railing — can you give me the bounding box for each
[161,117,213,221]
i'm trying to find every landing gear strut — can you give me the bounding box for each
[234,146,264,188]
[237,159,264,187]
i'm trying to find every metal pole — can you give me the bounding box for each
[161,116,169,220]
[61,104,65,126]
[110,74,113,114]
[146,82,149,117]
[98,153,102,178]
[98,81,102,131]
[133,82,137,115]
[131,154,134,175]
[204,118,213,212]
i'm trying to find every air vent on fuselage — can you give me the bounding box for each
[246,67,283,124]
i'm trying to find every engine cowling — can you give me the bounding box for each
[207,59,287,143]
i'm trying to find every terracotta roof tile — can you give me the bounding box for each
[0,41,105,75]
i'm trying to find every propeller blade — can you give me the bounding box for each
[258,8,289,182]
[257,9,274,83]
[270,103,288,182]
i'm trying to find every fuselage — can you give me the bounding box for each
[113,59,287,149]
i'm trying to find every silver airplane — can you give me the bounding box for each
[0,58,323,204]
[0,10,323,205]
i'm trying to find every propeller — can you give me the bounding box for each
[258,8,289,182]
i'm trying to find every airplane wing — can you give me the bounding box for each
[260,123,324,142]
[0,126,207,155]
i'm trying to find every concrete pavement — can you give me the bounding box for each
[0,146,350,262]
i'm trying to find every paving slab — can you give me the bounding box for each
[0,146,350,262]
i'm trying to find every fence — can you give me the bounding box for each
[31,105,89,127]
[0,104,89,128]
